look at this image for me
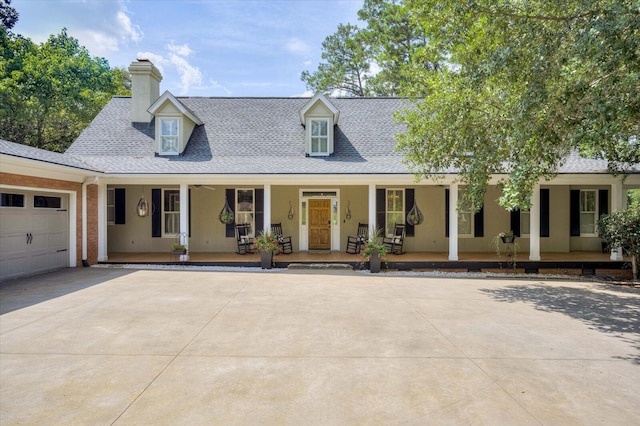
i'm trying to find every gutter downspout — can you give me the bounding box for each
[82,176,99,267]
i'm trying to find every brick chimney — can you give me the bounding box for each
[128,59,162,123]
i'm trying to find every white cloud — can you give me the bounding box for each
[115,10,143,43]
[168,53,203,94]
[136,51,169,74]
[303,60,312,67]
[285,38,309,55]
[291,90,314,98]
[138,44,204,94]
[167,42,193,57]
[65,1,143,58]
[209,79,232,95]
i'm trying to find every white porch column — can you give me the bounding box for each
[529,184,541,261]
[610,181,624,260]
[368,183,376,237]
[97,182,108,261]
[448,183,459,261]
[263,183,271,233]
[179,183,189,248]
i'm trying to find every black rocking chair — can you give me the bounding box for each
[235,223,254,255]
[271,223,293,254]
[346,222,369,254]
[383,224,406,255]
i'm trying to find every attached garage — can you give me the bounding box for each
[0,189,70,280]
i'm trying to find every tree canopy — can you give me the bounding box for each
[302,0,434,96]
[0,25,130,152]
[395,0,640,210]
[304,0,639,211]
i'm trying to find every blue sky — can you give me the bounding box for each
[12,0,363,96]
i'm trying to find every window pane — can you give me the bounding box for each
[301,202,307,225]
[237,189,253,212]
[34,195,61,208]
[521,211,530,235]
[165,213,179,234]
[458,212,472,235]
[386,212,403,231]
[162,136,178,152]
[581,191,596,212]
[311,120,328,136]
[0,193,24,207]
[161,119,178,136]
[580,213,595,234]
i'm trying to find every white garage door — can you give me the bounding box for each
[0,190,69,281]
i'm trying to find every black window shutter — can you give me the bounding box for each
[188,189,191,238]
[570,189,580,236]
[404,188,415,237]
[151,189,161,237]
[225,188,235,237]
[255,188,264,235]
[376,188,386,236]
[540,188,550,237]
[474,204,484,237]
[114,188,126,225]
[510,210,521,237]
[598,189,608,218]
[445,189,450,238]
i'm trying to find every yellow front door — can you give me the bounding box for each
[309,199,331,249]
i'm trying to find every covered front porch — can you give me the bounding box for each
[101,250,632,278]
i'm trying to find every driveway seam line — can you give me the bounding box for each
[109,281,250,425]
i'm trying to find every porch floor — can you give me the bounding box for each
[102,251,631,277]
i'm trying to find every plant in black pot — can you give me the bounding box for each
[253,231,281,269]
[361,228,387,273]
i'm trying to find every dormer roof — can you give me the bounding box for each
[298,92,340,125]
[148,90,203,125]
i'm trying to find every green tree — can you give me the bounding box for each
[358,0,435,96]
[0,0,18,30]
[301,23,371,96]
[302,0,434,97]
[0,29,130,152]
[598,205,640,280]
[395,0,640,211]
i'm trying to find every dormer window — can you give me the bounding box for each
[310,119,329,155]
[148,90,203,156]
[299,93,340,157]
[160,118,179,155]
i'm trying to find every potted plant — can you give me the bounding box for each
[253,231,281,269]
[218,211,234,225]
[492,231,517,269]
[361,228,387,273]
[171,243,187,255]
[498,230,516,244]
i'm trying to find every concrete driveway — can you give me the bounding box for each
[1,267,639,425]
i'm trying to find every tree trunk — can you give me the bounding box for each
[633,255,638,281]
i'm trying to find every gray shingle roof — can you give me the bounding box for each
[0,139,98,172]
[5,97,637,175]
[66,96,413,174]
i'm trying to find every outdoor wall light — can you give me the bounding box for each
[136,195,150,217]
[288,201,295,220]
[345,200,352,220]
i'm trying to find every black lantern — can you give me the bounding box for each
[136,195,149,217]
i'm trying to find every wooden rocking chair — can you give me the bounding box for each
[383,224,406,255]
[235,223,254,255]
[346,222,369,254]
[271,223,293,254]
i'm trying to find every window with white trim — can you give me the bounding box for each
[163,189,180,237]
[236,189,255,235]
[520,209,530,236]
[107,188,115,225]
[159,118,179,155]
[580,190,597,236]
[310,119,329,155]
[386,189,404,236]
